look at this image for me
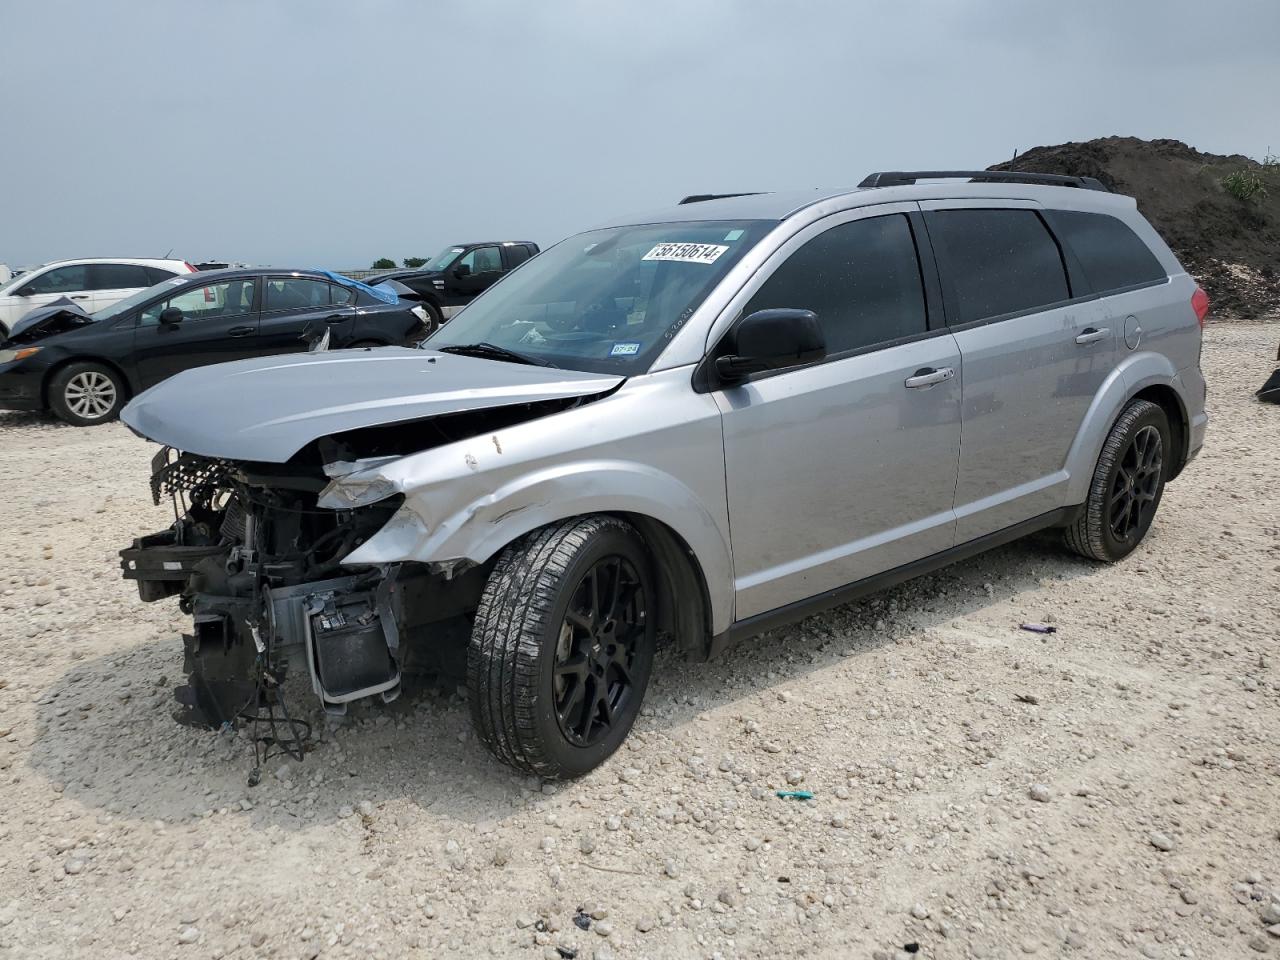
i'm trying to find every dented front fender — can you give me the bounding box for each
[338,367,737,634]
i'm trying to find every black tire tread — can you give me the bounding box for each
[467,515,638,778]
[1064,398,1164,562]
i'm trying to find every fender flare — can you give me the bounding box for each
[1062,350,1187,505]
[344,459,736,634]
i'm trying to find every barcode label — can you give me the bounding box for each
[642,242,729,265]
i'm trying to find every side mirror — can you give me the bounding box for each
[15,286,34,297]
[159,306,183,325]
[452,263,471,279]
[715,308,825,382]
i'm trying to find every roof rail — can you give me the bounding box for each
[858,170,1109,192]
[678,192,764,204]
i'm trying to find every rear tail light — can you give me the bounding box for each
[1191,286,1210,328]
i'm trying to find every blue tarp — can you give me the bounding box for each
[320,270,400,305]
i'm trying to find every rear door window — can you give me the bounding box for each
[743,213,928,355]
[505,244,531,268]
[264,277,332,311]
[88,263,152,290]
[927,209,1070,324]
[329,283,356,305]
[1046,210,1167,293]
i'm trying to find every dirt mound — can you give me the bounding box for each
[989,137,1280,318]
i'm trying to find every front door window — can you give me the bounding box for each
[140,280,256,325]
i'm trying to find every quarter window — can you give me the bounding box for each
[1046,210,1166,293]
[88,263,152,290]
[140,280,256,325]
[927,209,1070,323]
[264,277,332,311]
[743,214,928,355]
[144,266,180,285]
[21,265,89,295]
[330,284,356,305]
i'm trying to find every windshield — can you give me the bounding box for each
[423,245,465,272]
[425,220,772,373]
[93,276,188,321]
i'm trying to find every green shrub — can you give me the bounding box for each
[1221,169,1268,202]
[371,257,396,270]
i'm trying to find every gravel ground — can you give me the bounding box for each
[0,321,1277,960]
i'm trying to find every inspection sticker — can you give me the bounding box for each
[610,341,641,356]
[642,242,729,265]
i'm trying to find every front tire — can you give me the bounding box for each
[1065,398,1170,562]
[421,300,443,334]
[48,362,126,426]
[468,516,656,779]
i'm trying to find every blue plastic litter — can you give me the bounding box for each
[776,790,814,800]
[319,270,399,305]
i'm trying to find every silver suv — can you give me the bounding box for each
[119,171,1208,778]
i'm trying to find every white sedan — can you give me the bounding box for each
[0,258,195,338]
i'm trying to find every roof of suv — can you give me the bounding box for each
[601,181,1137,229]
[31,257,192,269]
[453,241,538,249]
[163,267,335,282]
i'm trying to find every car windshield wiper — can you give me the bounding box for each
[437,342,557,367]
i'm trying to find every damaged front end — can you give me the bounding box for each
[120,446,434,736]
[113,346,626,772]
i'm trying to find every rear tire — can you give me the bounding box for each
[48,362,126,426]
[1065,398,1170,562]
[468,516,656,779]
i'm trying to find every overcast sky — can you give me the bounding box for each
[2,0,1277,269]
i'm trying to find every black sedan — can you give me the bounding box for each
[0,268,430,426]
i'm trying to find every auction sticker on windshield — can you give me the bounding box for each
[609,341,641,356]
[642,242,729,265]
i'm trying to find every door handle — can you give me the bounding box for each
[1075,327,1110,345]
[70,295,90,300]
[324,314,348,324]
[227,326,256,338]
[904,366,955,389]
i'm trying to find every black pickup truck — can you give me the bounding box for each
[368,241,539,330]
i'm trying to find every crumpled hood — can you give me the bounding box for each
[5,298,93,342]
[121,348,623,463]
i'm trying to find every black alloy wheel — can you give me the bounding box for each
[468,515,657,778]
[552,555,647,748]
[1108,424,1163,542]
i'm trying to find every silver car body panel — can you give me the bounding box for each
[714,331,963,619]
[688,201,964,618]
[121,347,624,463]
